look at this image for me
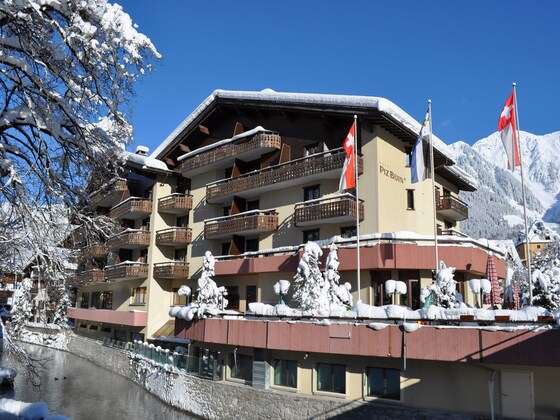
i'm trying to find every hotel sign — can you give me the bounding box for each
[379,164,405,184]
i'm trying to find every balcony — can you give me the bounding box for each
[206,148,363,204]
[104,262,148,282]
[67,307,147,327]
[81,243,109,259]
[158,193,193,215]
[89,178,129,208]
[436,195,468,221]
[109,197,152,220]
[153,261,189,280]
[294,194,364,227]
[155,227,192,247]
[205,210,279,240]
[179,131,282,177]
[106,230,150,250]
[74,269,105,284]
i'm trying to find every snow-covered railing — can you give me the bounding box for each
[153,261,189,279]
[106,229,150,250]
[205,148,363,202]
[88,177,128,207]
[104,261,148,282]
[155,227,192,245]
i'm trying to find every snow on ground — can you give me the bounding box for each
[503,214,524,227]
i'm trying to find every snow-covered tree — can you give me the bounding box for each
[0,0,160,284]
[521,242,560,310]
[420,261,460,309]
[11,277,32,335]
[292,242,326,312]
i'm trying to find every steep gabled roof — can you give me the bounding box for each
[151,89,476,191]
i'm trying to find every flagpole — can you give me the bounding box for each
[512,82,532,305]
[428,100,439,272]
[354,114,362,303]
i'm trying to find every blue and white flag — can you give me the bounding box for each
[411,111,430,183]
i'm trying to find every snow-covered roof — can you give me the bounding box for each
[126,151,170,172]
[150,89,477,191]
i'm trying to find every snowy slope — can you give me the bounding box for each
[450,131,560,240]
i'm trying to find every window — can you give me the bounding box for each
[366,367,400,400]
[246,285,257,305]
[139,249,148,263]
[304,143,322,157]
[229,353,252,383]
[221,242,230,256]
[245,238,259,252]
[223,206,232,217]
[371,271,392,306]
[317,363,345,394]
[406,189,415,210]
[172,288,188,305]
[176,215,188,228]
[304,184,321,202]
[273,359,298,388]
[131,287,147,305]
[80,292,89,308]
[444,220,454,230]
[91,291,112,309]
[340,226,357,239]
[404,147,413,167]
[303,229,320,243]
[141,217,150,231]
[226,286,239,310]
[174,248,187,262]
[247,200,259,211]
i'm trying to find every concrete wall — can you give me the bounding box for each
[65,335,479,420]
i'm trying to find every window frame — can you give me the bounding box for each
[131,286,147,306]
[272,359,298,389]
[406,189,415,210]
[365,366,401,401]
[228,353,253,384]
[315,362,346,395]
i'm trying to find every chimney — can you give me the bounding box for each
[135,146,149,156]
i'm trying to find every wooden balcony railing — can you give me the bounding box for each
[89,178,129,208]
[206,148,363,203]
[294,194,364,226]
[106,230,150,250]
[153,261,189,280]
[158,193,193,214]
[205,210,279,239]
[436,195,468,221]
[179,132,281,176]
[104,262,148,282]
[74,269,105,284]
[80,243,109,259]
[109,197,152,220]
[155,227,192,247]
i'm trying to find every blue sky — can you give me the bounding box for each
[119,1,560,153]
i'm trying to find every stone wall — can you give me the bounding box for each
[66,335,475,420]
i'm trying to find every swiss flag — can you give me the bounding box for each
[339,123,356,192]
[498,91,521,170]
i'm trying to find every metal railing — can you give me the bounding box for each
[103,339,222,380]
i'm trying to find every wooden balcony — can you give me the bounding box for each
[155,227,192,247]
[109,197,152,220]
[104,262,148,282]
[74,269,105,284]
[205,210,278,240]
[436,195,468,221]
[89,178,129,208]
[158,193,193,215]
[106,230,150,250]
[294,194,364,226]
[153,261,189,280]
[206,148,363,204]
[179,132,282,177]
[80,243,109,259]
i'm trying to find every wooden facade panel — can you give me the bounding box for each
[202,319,229,344]
[226,320,268,348]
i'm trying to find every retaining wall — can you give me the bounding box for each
[66,335,476,419]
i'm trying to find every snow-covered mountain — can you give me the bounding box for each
[450,131,560,240]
